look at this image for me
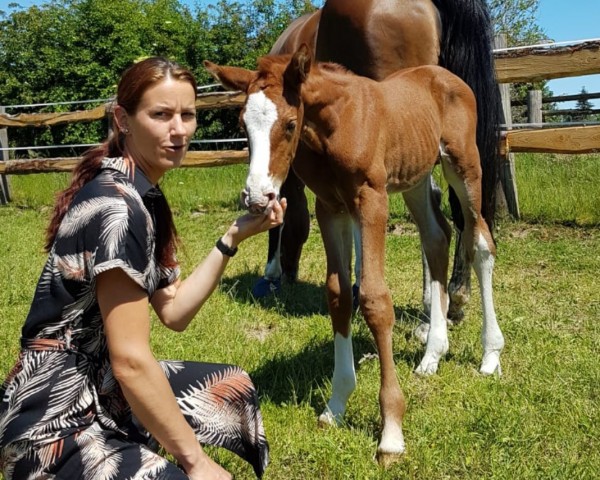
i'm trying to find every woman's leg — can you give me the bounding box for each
[158,360,269,478]
[4,423,188,479]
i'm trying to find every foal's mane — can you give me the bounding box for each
[318,62,350,75]
[258,54,353,82]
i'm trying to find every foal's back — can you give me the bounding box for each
[341,65,478,191]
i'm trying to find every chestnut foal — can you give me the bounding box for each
[205,45,504,464]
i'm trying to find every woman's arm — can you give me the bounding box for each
[151,198,286,332]
[97,268,230,479]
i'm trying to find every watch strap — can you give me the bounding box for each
[216,237,238,257]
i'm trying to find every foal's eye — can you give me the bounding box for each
[286,120,297,133]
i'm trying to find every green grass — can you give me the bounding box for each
[1,155,599,479]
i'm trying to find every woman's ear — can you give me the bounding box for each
[113,105,130,134]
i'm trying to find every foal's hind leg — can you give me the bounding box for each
[403,178,451,375]
[413,175,452,345]
[441,148,504,375]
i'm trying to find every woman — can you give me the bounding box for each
[0,57,285,479]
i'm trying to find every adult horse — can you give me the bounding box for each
[251,0,501,327]
[204,46,504,463]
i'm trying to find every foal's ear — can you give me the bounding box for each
[285,43,312,89]
[203,60,256,92]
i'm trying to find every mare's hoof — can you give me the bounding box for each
[447,304,465,324]
[251,277,281,298]
[376,450,404,468]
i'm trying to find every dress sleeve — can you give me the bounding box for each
[54,178,157,294]
[88,192,154,291]
[157,262,181,290]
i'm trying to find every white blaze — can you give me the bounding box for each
[243,91,279,201]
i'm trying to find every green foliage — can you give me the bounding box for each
[0,0,318,154]
[573,87,595,121]
[487,0,545,47]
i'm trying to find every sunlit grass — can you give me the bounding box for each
[1,156,599,479]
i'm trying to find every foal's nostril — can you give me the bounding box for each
[266,192,276,202]
[248,204,265,215]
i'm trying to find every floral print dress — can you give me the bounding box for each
[0,158,269,479]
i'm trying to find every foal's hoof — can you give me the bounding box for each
[480,350,502,376]
[415,359,440,376]
[376,450,403,468]
[448,289,469,324]
[413,321,429,345]
[251,277,281,298]
[447,304,465,324]
[318,410,341,427]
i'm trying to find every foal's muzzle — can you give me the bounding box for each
[241,189,277,215]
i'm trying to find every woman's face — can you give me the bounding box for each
[122,78,197,184]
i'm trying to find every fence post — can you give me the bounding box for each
[527,90,543,124]
[0,106,12,204]
[494,34,520,220]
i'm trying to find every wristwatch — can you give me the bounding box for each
[216,237,238,257]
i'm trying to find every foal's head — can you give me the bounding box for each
[205,45,311,214]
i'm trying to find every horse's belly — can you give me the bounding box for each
[385,162,434,194]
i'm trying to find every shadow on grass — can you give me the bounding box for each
[221,272,329,317]
[249,330,374,413]
[248,302,441,413]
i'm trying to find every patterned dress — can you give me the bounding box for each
[0,158,269,479]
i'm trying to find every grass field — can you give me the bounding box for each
[1,154,599,479]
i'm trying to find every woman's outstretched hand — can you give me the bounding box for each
[228,197,288,245]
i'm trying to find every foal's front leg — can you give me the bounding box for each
[358,188,406,463]
[314,201,357,426]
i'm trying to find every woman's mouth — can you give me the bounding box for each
[165,145,185,152]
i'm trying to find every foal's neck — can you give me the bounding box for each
[300,65,354,150]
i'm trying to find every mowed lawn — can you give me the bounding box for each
[0,154,598,479]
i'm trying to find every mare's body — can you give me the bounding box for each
[257,0,500,327]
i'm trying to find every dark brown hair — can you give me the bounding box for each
[45,57,197,268]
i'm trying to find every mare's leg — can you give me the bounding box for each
[251,163,310,297]
[403,177,451,375]
[441,149,504,375]
[352,223,361,309]
[357,187,406,461]
[279,168,310,282]
[448,188,472,323]
[314,199,357,426]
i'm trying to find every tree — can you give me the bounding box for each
[487,0,545,47]
[573,87,594,122]
[0,0,318,156]
[486,0,548,124]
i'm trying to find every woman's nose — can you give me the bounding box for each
[170,115,186,135]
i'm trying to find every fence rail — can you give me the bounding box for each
[2,38,600,213]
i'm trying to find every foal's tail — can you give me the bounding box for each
[431,0,501,233]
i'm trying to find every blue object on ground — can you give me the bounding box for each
[251,277,282,298]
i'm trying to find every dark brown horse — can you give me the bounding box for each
[251,0,501,330]
[205,45,504,464]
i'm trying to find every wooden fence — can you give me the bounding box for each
[2,39,600,214]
